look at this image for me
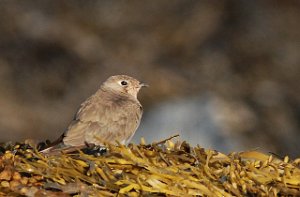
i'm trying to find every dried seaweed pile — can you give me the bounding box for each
[0,138,300,196]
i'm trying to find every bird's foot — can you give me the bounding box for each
[82,142,108,156]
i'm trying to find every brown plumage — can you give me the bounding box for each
[42,75,146,152]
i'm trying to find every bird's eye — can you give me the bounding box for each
[120,81,128,86]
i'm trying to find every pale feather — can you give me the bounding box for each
[63,89,142,146]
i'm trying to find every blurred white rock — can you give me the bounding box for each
[133,94,244,153]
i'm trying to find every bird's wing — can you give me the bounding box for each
[63,95,142,146]
[75,95,105,122]
[85,102,142,145]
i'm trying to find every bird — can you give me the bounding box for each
[41,75,147,153]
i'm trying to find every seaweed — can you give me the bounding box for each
[0,136,300,196]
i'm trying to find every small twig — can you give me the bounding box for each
[152,134,180,146]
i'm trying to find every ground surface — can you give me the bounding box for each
[0,137,300,196]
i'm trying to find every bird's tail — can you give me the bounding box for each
[39,134,65,154]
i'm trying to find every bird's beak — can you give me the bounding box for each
[139,82,149,88]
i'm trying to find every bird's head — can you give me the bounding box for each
[102,75,148,98]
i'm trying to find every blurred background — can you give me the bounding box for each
[0,1,299,157]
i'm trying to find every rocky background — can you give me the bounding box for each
[0,1,299,157]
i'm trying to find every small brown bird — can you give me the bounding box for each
[43,75,147,152]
